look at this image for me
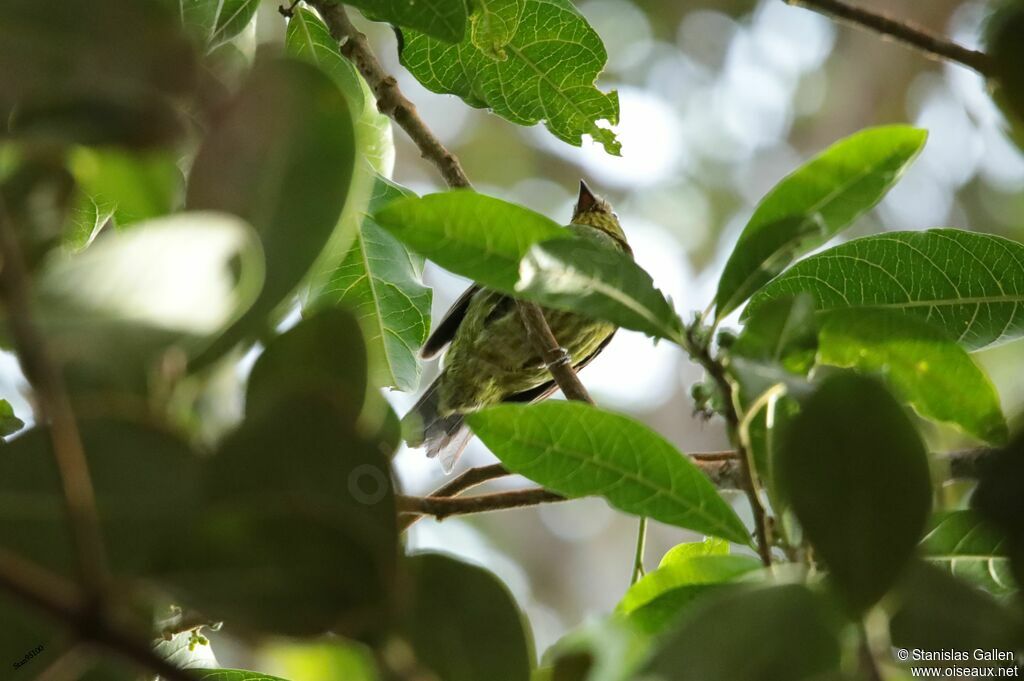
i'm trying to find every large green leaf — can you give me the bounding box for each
[347,0,468,43]
[373,191,570,291]
[157,395,398,638]
[643,584,842,681]
[817,308,1007,443]
[714,126,926,319]
[776,373,932,613]
[400,0,620,154]
[402,553,533,681]
[0,0,197,147]
[187,57,356,365]
[179,0,260,51]
[920,511,1015,597]
[0,419,203,578]
[467,402,751,544]
[746,229,1024,350]
[470,0,525,57]
[617,553,762,634]
[517,238,685,343]
[246,308,368,421]
[306,177,430,392]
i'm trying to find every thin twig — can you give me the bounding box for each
[398,488,567,520]
[630,517,648,585]
[0,549,197,681]
[398,463,512,530]
[785,0,994,76]
[684,325,773,566]
[307,0,596,407]
[0,198,108,593]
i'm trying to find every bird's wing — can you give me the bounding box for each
[420,284,481,359]
[503,330,617,404]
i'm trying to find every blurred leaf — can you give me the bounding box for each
[890,561,1021,668]
[187,57,356,366]
[374,191,570,290]
[517,238,685,343]
[402,553,533,681]
[400,0,620,154]
[617,555,762,634]
[194,672,290,681]
[67,147,182,238]
[31,211,263,392]
[470,0,525,57]
[714,126,926,320]
[731,294,818,375]
[542,617,651,681]
[643,584,842,681]
[246,308,368,421]
[776,373,931,613]
[257,640,378,681]
[972,432,1024,585]
[306,176,430,392]
[153,630,219,670]
[158,395,398,637]
[468,402,751,544]
[920,511,1015,597]
[985,1,1024,149]
[0,0,197,147]
[1,153,76,267]
[179,0,260,51]
[818,308,1007,444]
[657,537,730,567]
[746,229,1024,350]
[348,0,467,43]
[0,419,203,578]
[0,399,24,437]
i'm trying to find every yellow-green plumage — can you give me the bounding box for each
[403,182,630,470]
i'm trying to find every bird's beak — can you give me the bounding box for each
[576,179,599,214]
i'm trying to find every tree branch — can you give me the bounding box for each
[398,488,567,520]
[784,0,995,76]
[0,199,108,593]
[307,0,595,408]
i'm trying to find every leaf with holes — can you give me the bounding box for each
[714,126,926,320]
[400,0,620,154]
[468,402,751,545]
[745,229,1024,350]
[307,176,430,392]
[921,511,1015,596]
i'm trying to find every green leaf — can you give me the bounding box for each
[0,399,24,437]
[0,419,203,578]
[542,617,650,681]
[817,308,1007,444]
[617,554,762,634]
[0,0,197,148]
[469,0,524,57]
[776,373,932,613]
[745,229,1024,350]
[890,561,1021,670]
[467,402,751,544]
[246,308,368,420]
[256,640,378,681]
[67,147,182,231]
[306,177,431,392]
[657,537,730,567]
[985,2,1024,150]
[180,0,260,50]
[400,0,621,154]
[714,126,926,319]
[158,395,398,638]
[920,511,1015,596]
[643,584,842,681]
[731,294,818,375]
[187,57,357,365]
[971,433,1024,586]
[348,0,468,43]
[402,553,533,681]
[517,238,685,343]
[31,212,264,393]
[373,191,570,291]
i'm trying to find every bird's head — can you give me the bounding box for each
[571,180,629,249]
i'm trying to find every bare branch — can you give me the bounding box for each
[398,488,567,520]
[785,0,994,76]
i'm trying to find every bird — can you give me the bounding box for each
[401,180,631,471]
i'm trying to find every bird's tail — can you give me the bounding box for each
[401,376,472,473]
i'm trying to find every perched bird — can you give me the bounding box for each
[402,181,631,471]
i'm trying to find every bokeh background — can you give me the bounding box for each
[5,0,1024,665]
